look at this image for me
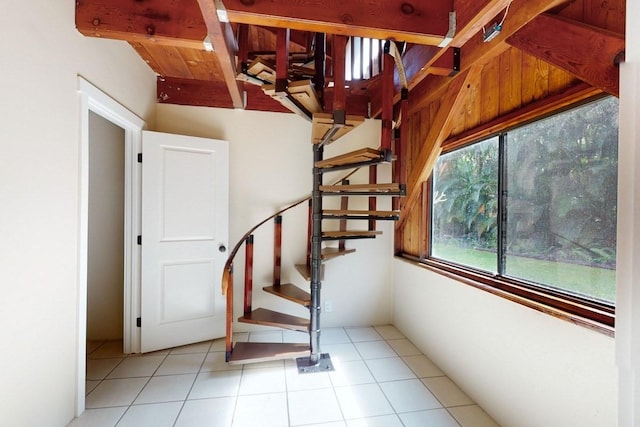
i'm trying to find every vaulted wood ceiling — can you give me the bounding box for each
[76,0,624,117]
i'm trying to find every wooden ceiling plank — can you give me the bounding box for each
[506,13,623,96]
[76,0,207,49]
[222,0,453,46]
[444,82,601,151]
[142,44,196,80]
[196,0,245,108]
[158,76,233,108]
[400,65,483,222]
[179,48,224,81]
[129,42,163,75]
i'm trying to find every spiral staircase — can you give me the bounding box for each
[222,32,408,372]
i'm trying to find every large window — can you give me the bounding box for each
[430,96,618,319]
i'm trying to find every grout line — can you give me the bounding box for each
[169,352,207,427]
[112,351,167,425]
[78,326,494,427]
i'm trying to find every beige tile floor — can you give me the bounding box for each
[69,326,500,427]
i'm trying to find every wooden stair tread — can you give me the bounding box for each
[238,308,309,332]
[246,58,276,84]
[263,283,311,307]
[323,209,400,218]
[323,230,383,238]
[321,247,356,259]
[295,264,312,281]
[320,183,402,193]
[294,263,324,281]
[311,112,365,145]
[287,80,322,114]
[263,80,322,115]
[315,148,384,168]
[228,342,310,365]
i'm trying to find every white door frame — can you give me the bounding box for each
[76,77,145,416]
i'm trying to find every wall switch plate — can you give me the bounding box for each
[324,301,333,313]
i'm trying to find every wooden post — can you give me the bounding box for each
[369,166,377,231]
[313,32,326,109]
[243,235,254,315]
[381,41,394,152]
[393,88,408,255]
[393,88,409,212]
[418,181,430,260]
[225,265,234,361]
[275,28,290,94]
[274,216,282,286]
[332,35,347,113]
[339,179,349,252]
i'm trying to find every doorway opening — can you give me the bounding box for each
[87,111,125,344]
[77,77,145,416]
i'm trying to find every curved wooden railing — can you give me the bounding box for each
[222,195,309,359]
[222,168,362,360]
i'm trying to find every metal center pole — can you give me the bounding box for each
[297,133,334,373]
[309,143,323,364]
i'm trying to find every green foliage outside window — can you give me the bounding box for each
[431,97,618,304]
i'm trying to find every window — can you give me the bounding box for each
[345,37,383,81]
[429,96,618,324]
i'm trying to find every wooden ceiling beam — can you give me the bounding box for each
[158,77,294,113]
[459,0,570,69]
[76,0,207,50]
[369,45,452,118]
[408,0,570,114]
[453,0,513,47]
[506,13,624,97]
[196,0,244,108]
[369,0,519,118]
[221,0,453,46]
[398,0,513,91]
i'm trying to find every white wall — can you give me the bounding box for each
[156,105,394,329]
[0,1,157,426]
[616,0,640,424]
[393,259,617,427]
[87,112,125,340]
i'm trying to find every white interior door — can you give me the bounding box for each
[141,130,228,352]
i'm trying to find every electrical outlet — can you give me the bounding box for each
[324,301,333,313]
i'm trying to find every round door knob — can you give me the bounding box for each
[219,244,227,253]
